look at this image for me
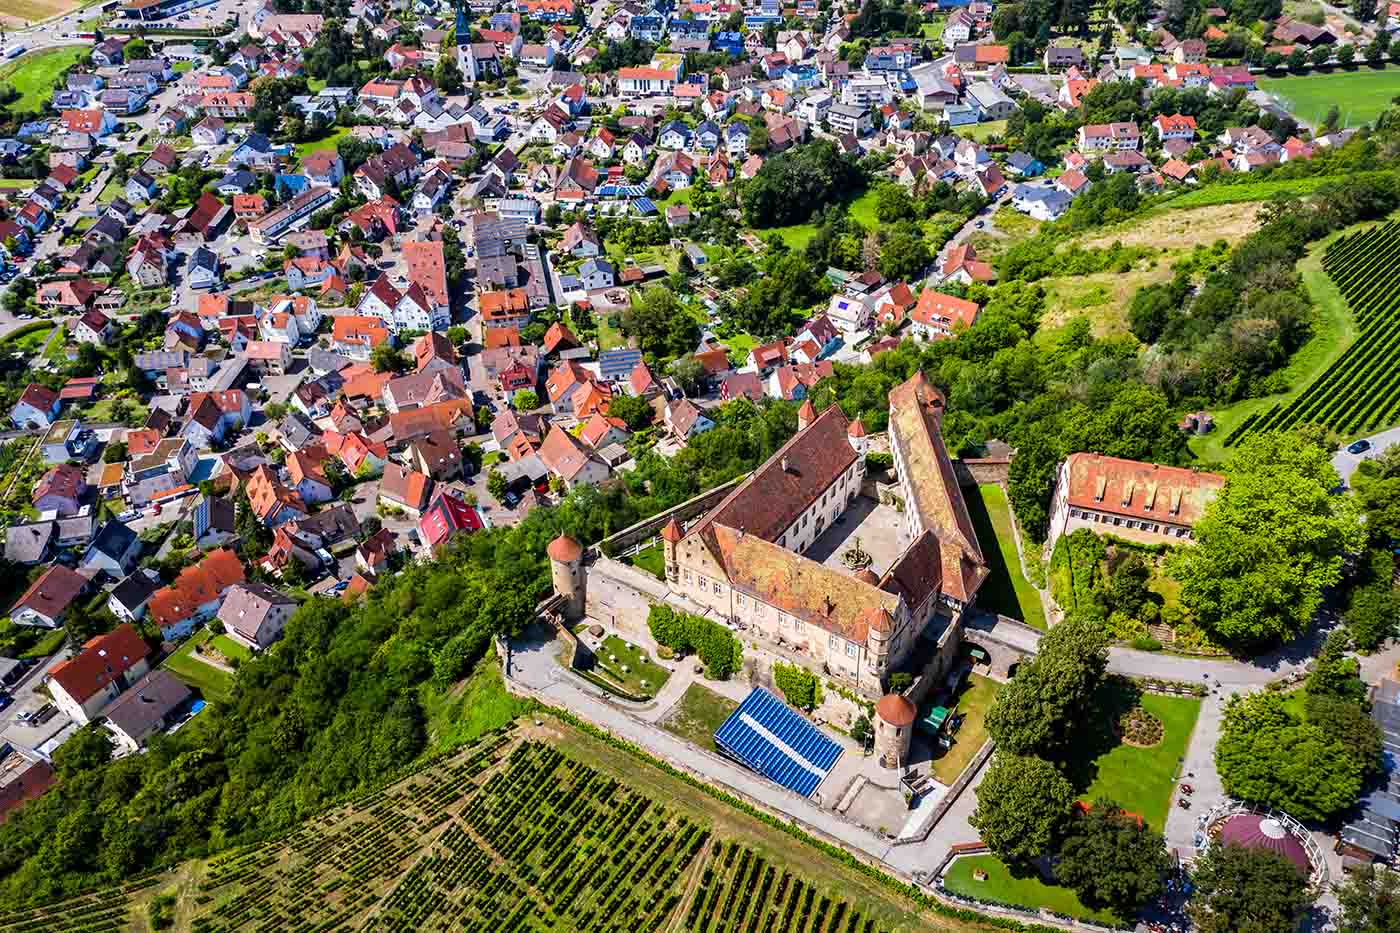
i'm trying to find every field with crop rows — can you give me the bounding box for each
[177,726,891,933]
[0,874,162,932]
[1224,219,1400,444]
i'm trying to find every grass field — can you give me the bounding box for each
[294,125,352,158]
[769,222,818,251]
[966,484,1046,629]
[1190,230,1359,462]
[421,650,533,754]
[661,683,739,753]
[929,673,1000,784]
[1077,690,1201,831]
[0,45,85,112]
[921,18,944,40]
[210,634,251,663]
[1260,66,1400,128]
[944,854,1121,924]
[964,120,1009,143]
[160,630,235,704]
[0,177,32,189]
[848,187,881,228]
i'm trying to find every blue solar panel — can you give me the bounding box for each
[632,197,657,215]
[714,688,843,797]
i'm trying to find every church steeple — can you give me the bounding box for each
[454,0,471,46]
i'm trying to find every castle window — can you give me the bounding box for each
[684,571,691,583]
[845,642,856,658]
[713,582,722,594]
[829,634,838,650]
[737,593,746,606]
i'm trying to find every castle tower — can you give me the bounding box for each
[661,517,683,583]
[848,416,868,459]
[797,398,816,431]
[874,693,916,769]
[548,534,585,619]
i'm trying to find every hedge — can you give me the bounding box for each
[647,604,742,679]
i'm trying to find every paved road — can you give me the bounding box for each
[1332,425,1400,485]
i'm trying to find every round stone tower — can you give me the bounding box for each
[848,417,868,459]
[874,693,916,769]
[548,534,585,619]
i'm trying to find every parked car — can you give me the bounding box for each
[1348,439,1372,455]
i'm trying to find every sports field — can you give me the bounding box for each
[0,45,85,112]
[1260,66,1400,128]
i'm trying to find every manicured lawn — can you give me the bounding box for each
[1260,66,1400,128]
[929,673,1000,784]
[161,630,235,704]
[943,854,1122,925]
[173,60,194,73]
[592,634,670,698]
[920,18,944,40]
[1077,690,1201,831]
[661,682,739,753]
[96,179,123,203]
[41,325,66,363]
[306,77,327,93]
[3,324,53,354]
[0,177,33,189]
[627,542,665,580]
[211,634,251,663]
[294,125,352,158]
[966,483,1046,629]
[0,46,86,113]
[1190,231,1358,462]
[591,307,625,350]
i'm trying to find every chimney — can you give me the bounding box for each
[781,456,790,473]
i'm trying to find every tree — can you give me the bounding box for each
[1055,800,1171,916]
[1335,865,1400,933]
[370,344,409,374]
[1354,0,1378,21]
[669,355,707,396]
[123,38,150,60]
[512,390,540,411]
[985,613,1109,758]
[741,140,865,227]
[486,468,507,501]
[1215,691,1372,821]
[1168,432,1363,649]
[970,753,1075,868]
[876,224,932,282]
[607,392,655,430]
[1188,843,1309,933]
[622,287,699,358]
[434,46,465,94]
[102,441,128,464]
[1344,550,1400,650]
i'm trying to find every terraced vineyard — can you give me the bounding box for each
[0,876,162,933]
[184,728,892,932]
[1224,219,1400,445]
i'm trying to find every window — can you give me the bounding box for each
[736,593,745,607]
[713,582,721,594]
[829,634,838,650]
[845,641,856,658]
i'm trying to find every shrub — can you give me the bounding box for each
[646,604,742,679]
[773,662,820,709]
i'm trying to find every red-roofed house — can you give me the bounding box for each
[145,548,246,640]
[48,623,151,723]
[1047,453,1226,549]
[910,289,980,340]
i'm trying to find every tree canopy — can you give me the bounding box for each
[1187,843,1310,933]
[1168,432,1363,648]
[1054,800,1171,917]
[970,753,1075,868]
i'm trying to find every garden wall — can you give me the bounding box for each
[952,457,1012,487]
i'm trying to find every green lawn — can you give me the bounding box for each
[41,326,67,363]
[1077,690,1201,831]
[4,324,54,354]
[966,484,1046,629]
[161,630,235,704]
[627,542,665,581]
[96,179,123,203]
[210,634,251,663]
[929,673,1001,784]
[768,222,818,251]
[943,854,1122,925]
[306,77,328,93]
[847,188,881,228]
[660,683,739,753]
[0,46,86,114]
[0,178,33,190]
[1260,66,1400,128]
[921,18,945,40]
[964,120,1009,143]
[1190,228,1359,462]
[295,125,352,158]
[722,331,759,363]
[173,60,194,73]
[591,634,670,698]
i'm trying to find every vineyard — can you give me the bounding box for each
[175,725,898,932]
[1225,220,1400,445]
[0,875,161,933]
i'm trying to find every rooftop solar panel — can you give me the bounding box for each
[714,688,843,797]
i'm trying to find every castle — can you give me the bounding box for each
[649,372,989,696]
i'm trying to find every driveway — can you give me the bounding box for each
[1332,426,1400,485]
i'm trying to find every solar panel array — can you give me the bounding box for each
[714,688,842,797]
[632,197,657,215]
